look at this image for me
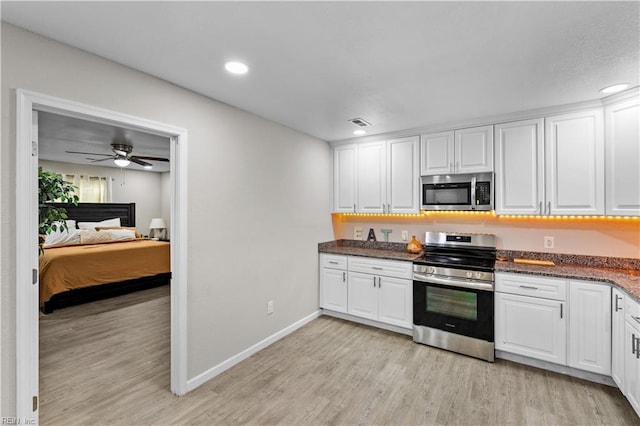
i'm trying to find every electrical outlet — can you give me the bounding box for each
[267,300,274,315]
[402,230,409,241]
[544,236,555,249]
[354,227,363,240]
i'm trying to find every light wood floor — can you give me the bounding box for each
[40,287,639,425]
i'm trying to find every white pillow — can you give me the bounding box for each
[43,221,80,247]
[79,229,135,244]
[100,229,136,241]
[77,218,121,231]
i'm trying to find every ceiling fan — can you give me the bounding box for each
[66,143,169,169]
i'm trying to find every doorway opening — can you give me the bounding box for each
[15,90,188,422]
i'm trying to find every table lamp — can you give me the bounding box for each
[149,218,167,240]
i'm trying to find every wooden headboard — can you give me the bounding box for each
[48,202,136,227]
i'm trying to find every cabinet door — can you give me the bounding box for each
[420,131,454,175]
[605,97,640,216]
[454,125,494,174]
[624,319,640,416]
[387,136,420,214]
[377,276,412,328]
[545,109,604,215]
[494,119,544,215]
[320,268,348,313]
[348,272,378,320]
[568,281,611,375]
[612,288,626,390]
[357,141,386,213]
[333,144,357,213]
[495,292,566,364]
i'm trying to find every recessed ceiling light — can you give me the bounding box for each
[225,61,249,75]
[353,130,366,136]
[144,165,153,170]
[600,83,630,94]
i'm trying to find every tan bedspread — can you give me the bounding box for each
[39,240,170,304]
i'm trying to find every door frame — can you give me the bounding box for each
[16,89,189,421]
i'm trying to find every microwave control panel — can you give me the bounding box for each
[475,181,491,205]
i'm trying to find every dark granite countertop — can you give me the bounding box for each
[318,240,422,262]
[318,240,640,302]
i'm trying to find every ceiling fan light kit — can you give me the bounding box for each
[114,158,130,167]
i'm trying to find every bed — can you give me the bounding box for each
[39,202,170,313]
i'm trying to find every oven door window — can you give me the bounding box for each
[426,286,477,321]
[423,183,471,206]
[413,281,494,342]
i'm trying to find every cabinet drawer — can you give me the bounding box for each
[320,253,348,270]
[496,272,566,301]
[348,256,412,279]
[625,294,640,325]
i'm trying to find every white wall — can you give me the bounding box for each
[39,160,164,236]
[334,215,640,258]
[1,23,334,415]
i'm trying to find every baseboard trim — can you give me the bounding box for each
[321,309,413,336]
[186,310,322,392]
[495,350,616,387]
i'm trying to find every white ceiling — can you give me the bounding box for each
[2,1,639,142]
[38,112,171,172]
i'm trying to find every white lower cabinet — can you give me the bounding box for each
[347,257,413,329]
[612,287,626,389]
[495,292,566,364]
[319,254,412,330]
[625,313,640,416]
[568,280,611,375]
[495,273,611,374]
[319,254,348,314]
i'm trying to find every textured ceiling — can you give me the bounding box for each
[3,1,639,142]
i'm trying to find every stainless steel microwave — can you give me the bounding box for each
[420,172,493,211]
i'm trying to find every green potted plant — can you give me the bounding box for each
[38,167,78,251]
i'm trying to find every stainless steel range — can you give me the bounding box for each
[413,231,496,362]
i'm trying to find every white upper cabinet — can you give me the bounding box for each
[495,118,545,215]
[333,144,358,213]
[545,109,605,215]
[333,137,419,214]
[455,125,494,174]
[357,141,387,213]
[420,131,454,175]
[605,97,640,216]
[420,126,493,175]
[387,136,420,213]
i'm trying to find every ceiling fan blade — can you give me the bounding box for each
[89,157,114,163]
[129,157,152,167]
[66,150,112,156]
[131,155,169,162]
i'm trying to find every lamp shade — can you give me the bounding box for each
[149,218,166,229]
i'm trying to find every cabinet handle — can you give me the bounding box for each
[353,204,356,213]
[560,303,563,319]
[519,285,538,290]
[538,201,542,215]
[387,203,391,214]
[633,333,637,355]
[615,295,622,312]
[547,201,551,215]
[328,261,339,265]
[342,272,346,282]
[372,267,383,270]
[373,277,376,287]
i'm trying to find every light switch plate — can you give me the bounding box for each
[402,230,409,241]
[544,236,554,249]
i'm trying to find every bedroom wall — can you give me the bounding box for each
[160,172,171,239]
[0,22,333,415]
[39,160,164,236]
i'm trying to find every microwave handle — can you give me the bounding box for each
[470,176,477,209]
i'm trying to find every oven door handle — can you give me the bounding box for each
[413,273,494,292]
